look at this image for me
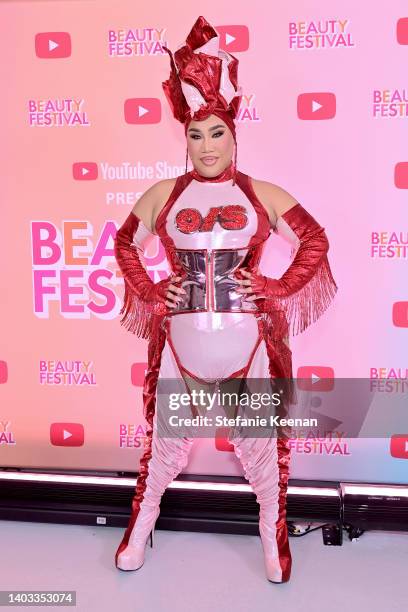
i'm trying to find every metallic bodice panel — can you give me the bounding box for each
[172,247,260,313]
[162,175,269,315]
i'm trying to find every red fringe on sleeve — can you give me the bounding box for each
[114,212,166,341]
[259,204,338,340]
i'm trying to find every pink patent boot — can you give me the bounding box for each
[232,434,292,583]
[116,504,160,571]
[259,508,292,583]
[115,415,194,572]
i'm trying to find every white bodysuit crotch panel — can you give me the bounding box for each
[168,312,260,381]
[163,176,265,382]
[159,314,271,381]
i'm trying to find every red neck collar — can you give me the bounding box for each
[190,161,236,183]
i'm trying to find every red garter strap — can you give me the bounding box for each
[261,319,293,582]
[275,434,292,581]
[164,317,264,417]
[257,312,296,435]
[164,316,263,384]
[114,324,167,565]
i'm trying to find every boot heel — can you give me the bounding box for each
[259,517,292,583]
[150,508,159,548]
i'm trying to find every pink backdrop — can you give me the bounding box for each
[1,1,407,483]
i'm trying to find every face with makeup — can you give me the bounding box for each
[186,114,235,178]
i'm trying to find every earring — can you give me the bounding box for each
[185,146,189,174]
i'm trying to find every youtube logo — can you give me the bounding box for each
[390,434,408,459]
[0,361,8,384]
[394,162,408,188]
[124,98,161,124]
[35,32,71,59]
[297,92,336,120]
[72,162,98,181]
[131,362,148,386]
[392,301,408,327]
[297,366,334,391]
[50,423,84,447]
[215,427,234,452]
[396,18,408,44]
[216,25,249,52]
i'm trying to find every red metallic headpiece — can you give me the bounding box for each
[162,15,243,145]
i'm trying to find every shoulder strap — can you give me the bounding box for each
[155,172,193,236]
[235,171,271,246]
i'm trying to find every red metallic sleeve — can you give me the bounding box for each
[254,203,338,338]
[114,212,171,340]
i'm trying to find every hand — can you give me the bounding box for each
[234,267,266,301]
[138,273,186,311]
[234,267,283,302]
[162,274,187,309]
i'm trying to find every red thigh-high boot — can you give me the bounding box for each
[232,434,292,583]
[114,211,193,571]
[115,413,194,571]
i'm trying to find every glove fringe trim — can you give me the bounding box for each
[260,253,338,339]
[119,280,165,340]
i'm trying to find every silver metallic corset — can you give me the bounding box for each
[171,247,261,313]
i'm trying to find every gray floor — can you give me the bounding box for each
[1,520,407,611]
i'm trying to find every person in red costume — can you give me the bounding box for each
[113,16,338,583]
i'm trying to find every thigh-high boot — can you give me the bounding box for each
[115,415,194,571]
[232,434,292,583]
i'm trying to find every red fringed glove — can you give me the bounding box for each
[114,212,183,339]
[236,203,338,338]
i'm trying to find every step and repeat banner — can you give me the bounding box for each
[1,1,407,483]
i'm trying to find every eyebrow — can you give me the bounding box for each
[187,124,225,133]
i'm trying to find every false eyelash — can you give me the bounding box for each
[190,131,224,139]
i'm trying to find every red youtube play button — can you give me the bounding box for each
[72,162,98,181]
[297,366,334,391]
[0,361,8,384]
[390,435,408,459]
[297,92,336,120]
[394,162,408,188]
[216,25,249,52]
[50,423,84,446]
[131,362,148,386]
[392,302,408,327]
[35,32,71,58]
[396,18,408,44]
[124,98,161,124]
